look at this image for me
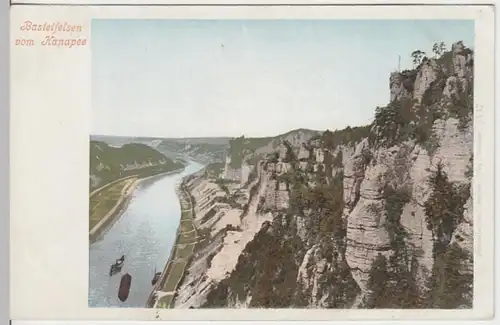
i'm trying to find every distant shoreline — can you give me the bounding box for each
[89,166,186,245]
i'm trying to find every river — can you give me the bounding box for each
[88,161,204,307]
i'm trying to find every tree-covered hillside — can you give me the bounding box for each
[89,140,184,191]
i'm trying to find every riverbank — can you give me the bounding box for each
[89,174,137,198]
[89,166,186,245]
[146,178,199,308]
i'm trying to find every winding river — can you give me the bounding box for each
[88,161,203,307]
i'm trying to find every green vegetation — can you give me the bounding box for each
[424,164,472,308]
[424,163,470,254]
[245,164,259,186]
[89,140,184,191]
[306,174,345,240]
[373,42,473,153]
[432,42,447,58]
[228,129,319,169]
[363,252,421,308]
[383,184,412,248]
[203,221,304,308]
[373,98,442,154]
[174,244,195,259]
[465,155,473,180]
[447,78,474,131]
[228,136,273,168]
[178,229,196,245]
[89,178,134,230]
[411,50,427,67]
[332,150,343,168]
[90,141,166,168]
[321,125,371,149]
[206,252,217,268]
[204,162,225,179]
[283,146,345,241]
[425,243,473,308]
[157,294,174,308]
[180,219,194,232]
[363,162,473,309]
[215,178,231,195]
[203,141,360,308]
[363,177,420,308]
[242,175,262,218]
[161,261,188,292]
[156,139,229,164]
[200,41,474,309]
[200,207,218,224]
[154,183,198,309]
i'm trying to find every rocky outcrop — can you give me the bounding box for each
[413,59,438,102]
[172,41,474,309]
[342,42,474,304]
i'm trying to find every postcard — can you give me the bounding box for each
[10,3,495,322]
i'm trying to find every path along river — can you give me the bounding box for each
[88,161,203,307]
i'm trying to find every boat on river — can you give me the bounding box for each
[151,271,161,286]
[118,273,132,302]
[109,255,125,277]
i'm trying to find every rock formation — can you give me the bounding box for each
[172,41,474,309]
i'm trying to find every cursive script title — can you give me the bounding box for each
[15,20,87,48]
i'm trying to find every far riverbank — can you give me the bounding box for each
[89,166,186,245]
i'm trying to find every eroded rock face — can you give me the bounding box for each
[342,139,370,217]
[296,245,337,307]
[451,194,473,255]
[432,118,472,183]
[413,59,438,102]
[297,144,310,160]
[400,144,434,278]
[343,43,474,297]
[452,41,474,79]
[195,42,474,309]
[314,148,325,163]
[390,71,413,102]
[344,146,397,291]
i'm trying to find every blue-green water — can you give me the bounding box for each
[88,161,203,307]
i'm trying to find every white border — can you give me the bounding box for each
[9,1,498,6]
[10,4,495,321]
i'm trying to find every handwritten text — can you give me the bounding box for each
[20,21,83,34]
[15,20,87,49]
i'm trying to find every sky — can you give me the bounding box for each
[91,19,474,138]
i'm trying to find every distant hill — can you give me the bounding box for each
[90,130,320,170]
[90,135,231,165]
[156,139,230,164]
[89,140,184,191]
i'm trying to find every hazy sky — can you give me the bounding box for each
[91,19,474,138]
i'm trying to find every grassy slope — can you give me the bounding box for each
[89,178,135,230]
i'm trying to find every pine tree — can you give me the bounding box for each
[365,254,390,308]
[424,163,457,249]
[427,243,473,308]
[423,163,473,308]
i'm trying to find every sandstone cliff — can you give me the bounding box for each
[172,41,474,309]
[222,129,320,183]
